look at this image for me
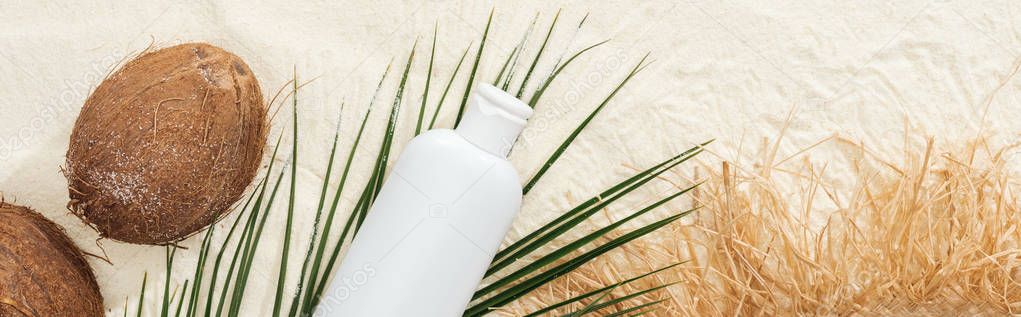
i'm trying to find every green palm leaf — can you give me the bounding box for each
[492,142,707,268]
[286,101,343,317]
[494,13,537,89]
[522,53,652,194]
[527,39,608,107]
[601,299,667,317]
[137,272,147,317]
[306,62,395,311]
[464,211,692,316]
[174,280,190,317]
[524,263,683,316]
[455,9,493,126]
[417,25,438,136]
[271,72,301,317]
[200,162,264,317]
[428,42,471,130]
[565,283,675,316]
[564,285,617,317]
[161,246,176,317]
[185,212,215,317]
[126,12,703,317]
[301,91,376,314]
[309,45,414,309]
[515,9,559,99]
[476,191,699,298]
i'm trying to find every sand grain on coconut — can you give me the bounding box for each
[65,43,268,245]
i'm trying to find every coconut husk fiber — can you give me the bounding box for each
[0,201,103,317]
[497,134,1020,316]
[65,43,268,245]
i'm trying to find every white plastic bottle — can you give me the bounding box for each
[315,84,533,317]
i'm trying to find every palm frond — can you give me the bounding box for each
[174,280,190,317]
[416,25,438,136]
[365,44,415,227]
[522,53,652,194]
[229,156,288,316]
[530,12,591,105]
[455,9,494,126]
[271,72,301,317]
[478,189,699,295]
[601,299,667,317]
[306,63,396,310]
[185,212,215,317]
[287,101,345,317]
[515,9,559,98]
[564,285,616,317]
[428,42,471,130]
[300,95,375,314]
[494,13,537,88]
[527,39,607,107]
[523,263,683,316]
[161,246,176,317]
[136,272,147,317]
[464,210,693,316]
[201,167,263,316]
[126,12,702,317]
[217,145,279,316]
[492,142,707,267]
[565,283,675,316]
[309,46,414,309]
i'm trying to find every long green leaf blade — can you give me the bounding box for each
[465,211,692,316]
[522,54,651,194]
[161,247,175,317]
[137,272,147,317]
[598,299,667,317]
[359,45,415,231]
[289,103,345,317]
[493,45,521,89]
[272,74,301,317]
[231,161,288,316]
[203,181,259,317]
[174,280,190,317]
[563,286,616,317]
[478,193,698,299]
[455,9,493,126]
[310,183,373,308]
[302,102,374,314]
[309,49,411,309]
[492,142,707,267]
[515,10,559,98]
[567,283,674,316]
[186,217,215,317]
[428,43,471,130]
[525,263,682,316]
[530,12,591,104]
[215,179,266,316]
[417,26,437,136]
[306,63,396,309]
[214,137,279,317]
[494,13,537,87]
[527,40,608,107]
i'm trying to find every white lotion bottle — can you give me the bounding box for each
[315,84,533,317]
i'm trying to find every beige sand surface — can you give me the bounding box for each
[0,1,1018,315]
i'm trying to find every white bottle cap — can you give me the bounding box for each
[456,84,534,157]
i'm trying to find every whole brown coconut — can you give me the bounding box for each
[0,201,103,316]
[65,43,267,244]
